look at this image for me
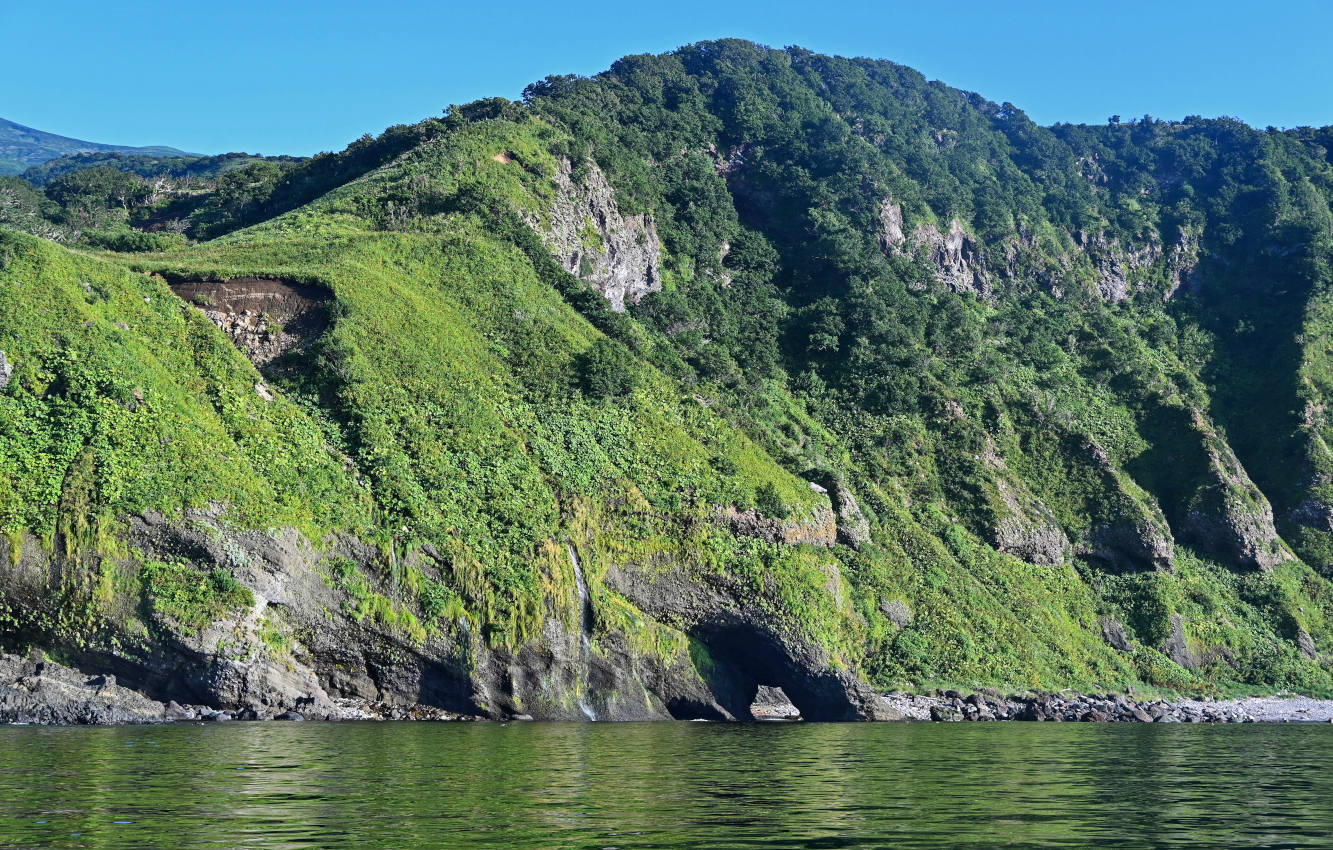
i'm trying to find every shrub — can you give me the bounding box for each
[577,338,638,398]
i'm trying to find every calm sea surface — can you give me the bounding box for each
[1,721,1331,848]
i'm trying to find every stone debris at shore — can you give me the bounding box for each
[879,689,1333,724]
[5,651,1333,726]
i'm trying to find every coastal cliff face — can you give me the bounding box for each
[3,39,1333,719]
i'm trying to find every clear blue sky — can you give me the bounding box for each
[3,0,1330,156]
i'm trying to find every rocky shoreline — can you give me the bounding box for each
[4,652,1333,726]
[878,688,1333,724]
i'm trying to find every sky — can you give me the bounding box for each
[3,0,1331,157]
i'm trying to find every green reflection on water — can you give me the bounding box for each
[1,722,1331,848]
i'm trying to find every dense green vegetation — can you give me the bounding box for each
[3,40,1333,700]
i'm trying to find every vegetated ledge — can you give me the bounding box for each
[5,650,1333,726]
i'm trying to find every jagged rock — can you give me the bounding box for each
[719,502,837,548]
[1078,438,1175,571]
[910,220,990,297]
[989,478,1071,567]
[527,158,662,311]
[1100,617,1133,652]
[0,350,11,390]
[877,196,905,252]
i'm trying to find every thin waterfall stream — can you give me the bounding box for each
[566,542,597,720]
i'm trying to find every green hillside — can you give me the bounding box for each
[2,40,1333,718]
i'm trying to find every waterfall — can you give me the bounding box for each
[567,542,597,721]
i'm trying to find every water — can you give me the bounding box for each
[2,722,1332,848]
[567,541,597,721]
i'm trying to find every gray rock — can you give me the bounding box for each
[0,654,168,725]
[1169,410,1288,572]
[0,350,11,390]
[909,220,990,298]
[1100,617,1133,652]
[877,196,905,252]
[1297,629,1318,660]
[831,479,872,550]
[526,158,662,312]
[1163,615,1198,671]
[880,599,913,627]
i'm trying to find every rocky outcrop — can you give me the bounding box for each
[910,220,990,297]
[528,158,662,311]
[0,652,169,725]
[1,497,888,723]
[167,277,330,368]
[830,479,872,549]
[1163,614,1198,671]
[719,489,838,548]
[602,560,902,721]
[880,599,913,627]
[1100,617,1134,652]
[973,429,1071,567]
[1085,517,1175,572]
[1174,423,1289,572]
[981,463,1071,566]
[877,196,905,253]
[0,350,11,390]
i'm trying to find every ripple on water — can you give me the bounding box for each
[0,722,1331,848]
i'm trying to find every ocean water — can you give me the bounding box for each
[1,721,1331,848]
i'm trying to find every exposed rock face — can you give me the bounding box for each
[880,599,913,627]
[1085,517,1175,572]
[0,652,168,725]
[0,350,10,390]
[1175,413,1289,572]
[1078,439,1175,571]
[530,158,662,311]
[167,277,330,368]
[1297,629,1318,660]
[1,497,888,723]
[877,196,905,252]
[719,500,838,548]
[988,477,1071,567]
[910,220,990,297]
[975,430,1070,567]
[602,560,900,721]
[1074,230,1167,303]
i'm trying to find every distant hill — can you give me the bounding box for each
[0,117,194,175]
[20,150,302,185]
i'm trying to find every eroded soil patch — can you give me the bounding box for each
[167,276,331,368]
